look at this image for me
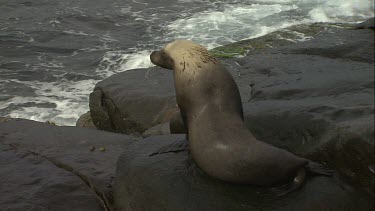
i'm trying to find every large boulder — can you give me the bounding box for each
[0,118,137,211]
[89,68,179,135]
[114,135,374,211]
[266,25,375,63]
[226,26,374,193]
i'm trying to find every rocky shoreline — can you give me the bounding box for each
[1,19,374,210]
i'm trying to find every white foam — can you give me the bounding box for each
[2,79,97,126]
[300,0,374,23]
[132,0,148,6]
[288,30,314,42]
[166,3,301,49]
[119,50,154,70]
[246,19,311,40]
[63,30,89,36]
[97,50,153,77]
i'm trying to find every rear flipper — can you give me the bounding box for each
[149,139,189,156]
[272,168,306,197]
[305,160,333,176]
[272,161,333,196]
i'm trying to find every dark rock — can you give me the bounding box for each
[263,26,375,63]
[89,68,178,134]
[76,111,96,129]
[0,142,102,211]
[89,89,115,132]
[169,111,187,134]
[114,135,374,211]
[45,120,56,125]
[0,118,137,211]
[230,38,374,194]
[355,17,375,30]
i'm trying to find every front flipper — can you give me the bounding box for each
[149,139,189,156]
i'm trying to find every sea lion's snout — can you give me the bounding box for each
[150,50,174,70]
[150,51,159,65]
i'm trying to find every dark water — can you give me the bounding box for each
[0,0,373,125]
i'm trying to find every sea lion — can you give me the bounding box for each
[150,40,330,195]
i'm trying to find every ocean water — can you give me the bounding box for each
[0,0,373,125]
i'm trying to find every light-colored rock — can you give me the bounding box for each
[142,122,171,137]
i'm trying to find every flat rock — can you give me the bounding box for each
[114,135,374,211]
[0,118,137,211]
[0,143,102,211]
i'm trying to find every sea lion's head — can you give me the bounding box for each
[150,40,217,73]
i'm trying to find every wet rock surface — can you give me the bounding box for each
[114,135,374,211]
[0,119,137,211]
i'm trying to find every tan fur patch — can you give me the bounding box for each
[163,40,218,78]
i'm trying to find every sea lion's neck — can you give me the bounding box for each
[173,61,222,103]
